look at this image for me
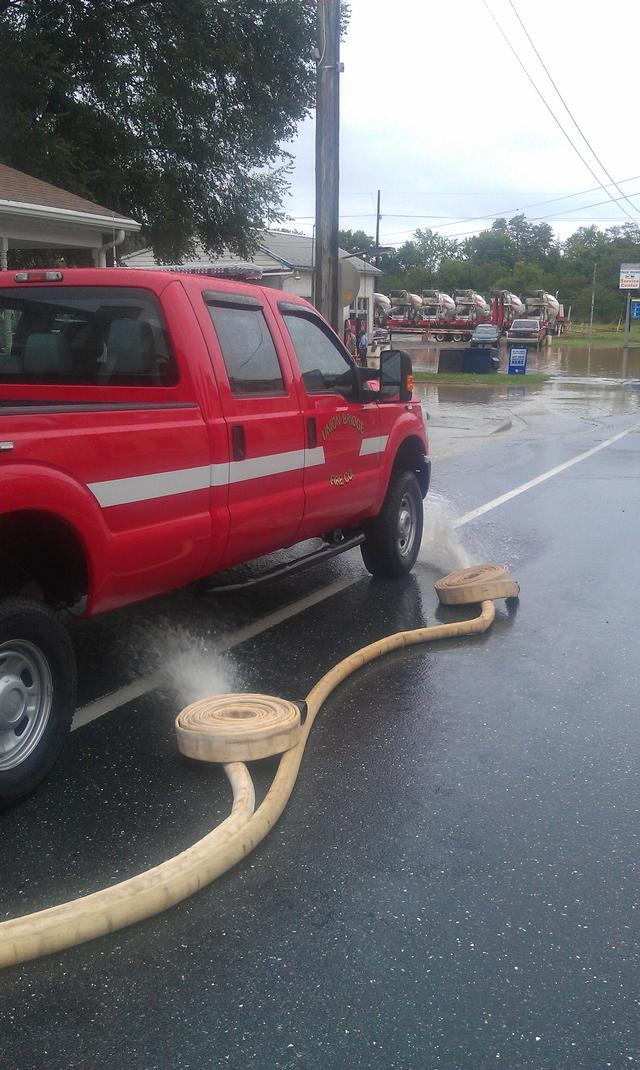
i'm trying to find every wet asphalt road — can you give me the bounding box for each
[2,407,640,1070]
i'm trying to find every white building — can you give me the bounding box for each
[122,230,382,334]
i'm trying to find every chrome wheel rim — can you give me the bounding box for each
[397,492,418,559]
[0,640,53,770]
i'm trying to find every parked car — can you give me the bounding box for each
[470,324,501,347]
[371,326,391,351]
[507,317,546,346]
[0,268,430,802]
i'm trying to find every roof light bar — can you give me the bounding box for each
[14,271,63,283]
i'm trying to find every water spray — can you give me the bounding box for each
[0,565,519,970]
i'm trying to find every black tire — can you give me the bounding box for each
[0,598,76,806]
[361,470,424,578]
[434,332,445,342]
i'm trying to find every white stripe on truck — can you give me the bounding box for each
[88,447,326,508]
[359,435,389,456]
[89,465,211,508]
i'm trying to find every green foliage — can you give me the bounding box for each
[373,214,640,321]
[0,0,318,260]
[337,229,377,261]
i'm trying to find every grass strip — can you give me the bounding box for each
[412,371,550,386]
[553,332,640,348]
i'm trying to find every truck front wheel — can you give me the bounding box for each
[0,598,76,806]
[361,470,423,578]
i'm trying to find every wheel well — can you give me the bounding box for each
[0,512,89,611]
[392,436,430,498]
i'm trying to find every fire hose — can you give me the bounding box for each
[0,564,519,969]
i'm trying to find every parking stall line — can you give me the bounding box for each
[72,575,359,730]
[455,423,640,529]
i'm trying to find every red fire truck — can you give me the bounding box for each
[0,268,429,802]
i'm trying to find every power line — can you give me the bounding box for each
[289,177,640,199]
[481,0,638,223]
[289,173,640,236]
[506,0,640,219]
[377,189,640,242]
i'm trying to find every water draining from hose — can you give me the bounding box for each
[0,565,519,970]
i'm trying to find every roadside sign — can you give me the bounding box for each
[619,263,640,289]
[508,344,528,375]
[631,299,640,319]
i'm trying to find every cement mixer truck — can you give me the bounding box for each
[420,290,456,320]
[426,290,491,341]
[387,287,491,341]
[525,290,560,331]
[373,292,391,326]
[491,290,525,332]
[387,290,423,326]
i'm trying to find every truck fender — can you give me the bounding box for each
[372,416,429,516]
[0,463,112,613]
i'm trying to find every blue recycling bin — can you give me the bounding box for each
[463,347,499,373]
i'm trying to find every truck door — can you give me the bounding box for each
[276,304,382,537]
[200,289,305,567]
[0,278,221,613]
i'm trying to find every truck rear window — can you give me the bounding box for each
[0,287,178,386]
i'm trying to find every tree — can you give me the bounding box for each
[462,228,517,269]
[412,228,460,271]
[337,229,377,261]
[0,0,318,260]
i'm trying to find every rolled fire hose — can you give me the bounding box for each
[0,565,518,969]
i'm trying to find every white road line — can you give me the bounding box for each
[71,575,359,730]
[454,423,640,529]
[74,422,639,728]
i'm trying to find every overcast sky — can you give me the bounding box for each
[280,0,639,247]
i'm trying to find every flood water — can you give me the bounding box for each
[396,337,640,381]
[394,339,640,460]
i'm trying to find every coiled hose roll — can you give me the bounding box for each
[0,565,518,969]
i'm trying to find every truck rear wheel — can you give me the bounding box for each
[0,598,76,806]
[361,470,423,578]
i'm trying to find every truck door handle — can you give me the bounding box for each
[232,424,246,462]
[306,416,317,449]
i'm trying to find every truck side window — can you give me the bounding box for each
[0,286,178,386]
[206,304,285,396]
[282,312,355,398]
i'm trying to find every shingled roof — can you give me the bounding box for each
[0,163,138,226]
[122,230,382,276]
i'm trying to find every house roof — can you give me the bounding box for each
[120,242,287,279]
[0,163,139,228]
[121,229,382,276]
[261,230,382,274]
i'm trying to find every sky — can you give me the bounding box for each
[280,0,640,248]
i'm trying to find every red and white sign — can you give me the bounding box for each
[619,263,640,289]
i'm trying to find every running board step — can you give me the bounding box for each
[202,534,365,594]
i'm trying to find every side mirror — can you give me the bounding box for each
[380,349,414,402]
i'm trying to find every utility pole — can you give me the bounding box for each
[315,0,341,332]
[374,189,381,269]
[588,262,597,347]
[623,290,631,378]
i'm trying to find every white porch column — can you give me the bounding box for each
[91,247,107,268]
[0,238,10,353]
